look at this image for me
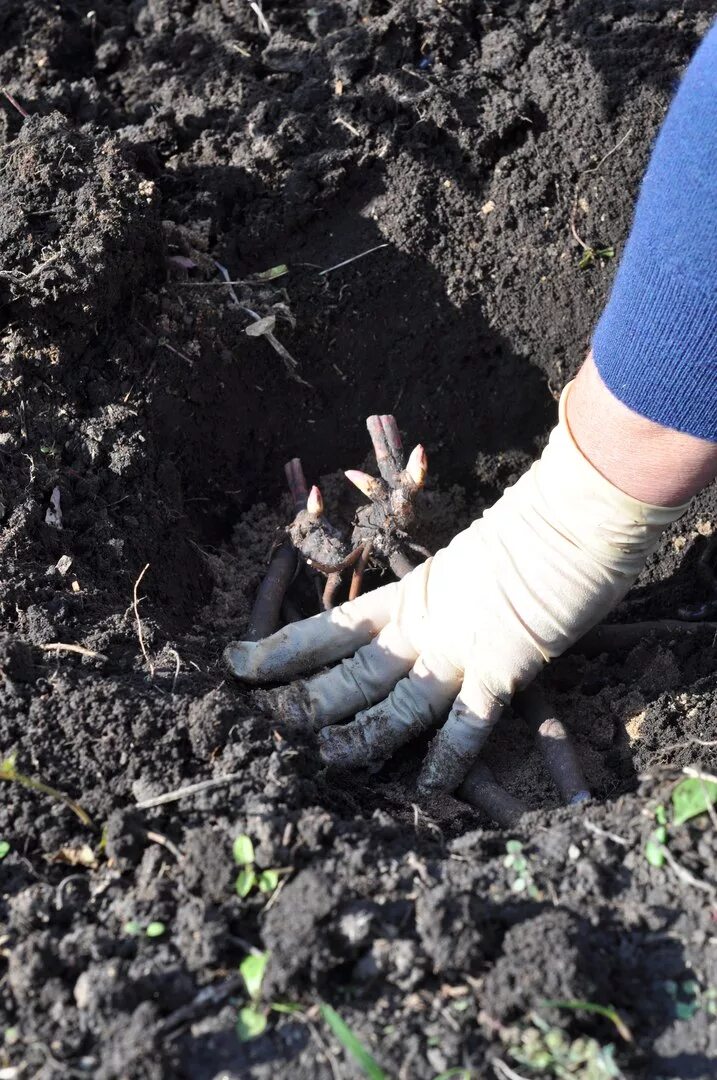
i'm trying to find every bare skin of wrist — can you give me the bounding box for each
[567,352,717,506]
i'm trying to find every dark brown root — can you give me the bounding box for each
[304,544,366,576]
[245,540,297,641]
[458,761,528,827]
[516,683,590,805]
[573,620,717,658]
[349,542,373,600]
[389,549,416,578]
[280,596,304,623]
[322,572,342,610]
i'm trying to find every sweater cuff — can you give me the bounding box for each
[592,255,717,442]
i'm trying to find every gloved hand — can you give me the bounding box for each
[225,384,686,795]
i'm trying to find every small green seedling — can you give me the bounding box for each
[237,952,269,1040]
[541,1000,632,1043]
[645,773,717,869]
[671,776,717,825]
[504,840,541,899]
[320,1004,387,1080]
[577,245,615,270]
[0,841,10,860]
[509,1013,620,1079]
[123,919,167,939]
[233,834,281,898]
[663,979,717,1020]
[236,952,302,1041]
[645,803,668,867]
[254,263,289,281]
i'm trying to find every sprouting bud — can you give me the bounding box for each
[406,444,428,487]
[345,469,378,500]
[306,485,324,516]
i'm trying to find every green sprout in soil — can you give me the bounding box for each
[541,1000,632,1043]
[320,1004,387,1080]
[508,1013,621,1079]
[236,951,302,1041]
[662,978,717,1020]
[645,773,717,869]
[123,919,167,939]
[577,246,615,270]
[504,840,541,898]
[233,834,281,898]
[0,841,9,860]
[318,1007,476,1080]
[0,753,92,827]
[254,263,288,281]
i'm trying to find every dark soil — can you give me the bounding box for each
[1,2,716,1078]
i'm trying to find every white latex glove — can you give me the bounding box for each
[225,385,686,794]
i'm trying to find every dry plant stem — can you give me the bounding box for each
[133,563,155,677]
[459,762,527,826]
[516,684,590,804]
[246,540,297,641]
[574,620,717,657]
[349,541,373,600]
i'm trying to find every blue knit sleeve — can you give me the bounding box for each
[592,22,717,442]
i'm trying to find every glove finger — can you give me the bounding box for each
[416,671,505,796]
[224,582,397,684]
[318,649,462,767]
[301,620,419,727]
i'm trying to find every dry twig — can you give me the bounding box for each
[245,0,271,36]
[133,563,155,677]
[156,975,243,1036]
[146,829,183,862]
[39,642,107,661]
[318,242,389,276]
[569,129,632,252]
[306,1019,342,1080]
[1,87,29,118]
[492,1058,531,1080]
[682,765,717,786]
[134,771,245,810]
[583,819,629,847]
[661,844,716,897]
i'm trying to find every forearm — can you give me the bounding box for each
[569,352,717,505]
[591,22,717,446]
